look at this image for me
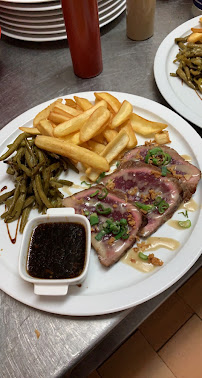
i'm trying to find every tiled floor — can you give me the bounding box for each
[88,267,202,378]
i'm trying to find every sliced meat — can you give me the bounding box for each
[120,145,201,201]
[63,185,142,267]
[102,161,184,238]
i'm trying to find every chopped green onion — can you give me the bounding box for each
[153,196,162,206]
[96,172,106,184]
[97,187,108,200]
[110,224,121,235]
[96,203,112,215]
[90,190,100,197]
[90,213,99,226]
[81,181,92,187]
[178,210,188,218]
[145,147,163,163]
[95,230,106,241]
[161,166,168,176]
[120,218,127,225]
[115,229,126,240]
[178,220,191,228]
[84,210,90,216]
[139,252,148,260]
[116,161,120,168]
[158,200,169,214]
[145,148,171,166]
[135,202,154,212]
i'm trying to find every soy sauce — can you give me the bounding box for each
[27,222,86,279]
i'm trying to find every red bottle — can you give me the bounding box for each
[61,0,103,78]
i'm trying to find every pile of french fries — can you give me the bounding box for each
[20,92,169,182]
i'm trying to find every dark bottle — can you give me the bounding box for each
[61,0,103,78]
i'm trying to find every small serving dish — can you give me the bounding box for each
[19,208,91,296]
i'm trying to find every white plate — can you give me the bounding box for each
[1,4,125,41]
[0,1,61,11]
[0,21,65,34]
[0,92,201,316]
[154,16,202,129]
[0,17,64,29]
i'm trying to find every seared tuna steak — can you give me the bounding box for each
[63,185,142,267]
[102,161,184,238]
[120,145,201,201]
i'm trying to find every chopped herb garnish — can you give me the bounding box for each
[96,172,106,184]
[81,181,92,187]
[97,187,108,200]
[178,210,188,218]
[135,202,154,212]
[116,161,120,168]
[90,213,99,226]
[178,220,191,228]
[153,196,169,214]
[138,252,148,260]
[84,210,90,216]
[95,230,106,241]
[145,148,171,166]
[161,166,168,176]
[96,203,112,215]
[90,189,100,197]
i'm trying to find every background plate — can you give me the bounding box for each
[0,91,201,316]
[154,16,202,129]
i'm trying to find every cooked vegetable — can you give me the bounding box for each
[171,34,202,93]
[0,133,74,232]
[178,219,191,228]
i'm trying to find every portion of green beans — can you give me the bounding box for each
[0,133,74,232]
[170,36,202,93]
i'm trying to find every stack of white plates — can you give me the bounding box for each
[0,0,126,42]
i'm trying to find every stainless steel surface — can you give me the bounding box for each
[0,1,201,377]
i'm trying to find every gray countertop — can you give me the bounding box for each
[0,1,201,377]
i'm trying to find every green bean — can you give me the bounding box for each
[62,157,79,173]
[32,178,43,208]
[0,133,28,161]
[5,193,26,223]
[57,179,73,186]
[20,205,32,233]
[1,182,21,219]
[22,196,35,209]
[6,166,15,175]
[16,148,32,177]
[0,189,15,204]
[35,174,52,208]
[50,180,63,188]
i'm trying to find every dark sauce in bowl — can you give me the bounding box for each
[27,222,86,279]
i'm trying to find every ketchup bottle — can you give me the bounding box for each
[61,0,103,78]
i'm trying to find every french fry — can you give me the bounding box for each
[65,98,77,108]
[48,111,71,125]
[74,96,93,111]
[103,128,118,143]
[187,32,202,43]
[59,131,81,145]
[33,99,62,127]
[53,100,107,138]
[130,113,167,136]
[111,100,133,129]
[19,127,40,135]
[92,134,107,145]
[79,107,111,143]
[94,92,121,113]
[37,119,54,136]
[54,102,82,117]
[87,140,106,154]
[191,27,202,33]
[119,120,137,148]
[86,130,129,181]
[154,130,171,144]
[35,136,110,172]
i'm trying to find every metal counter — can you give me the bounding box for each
[0,1,201,377]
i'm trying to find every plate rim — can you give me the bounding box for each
[154,16,202,129]
[0,91,201,316]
